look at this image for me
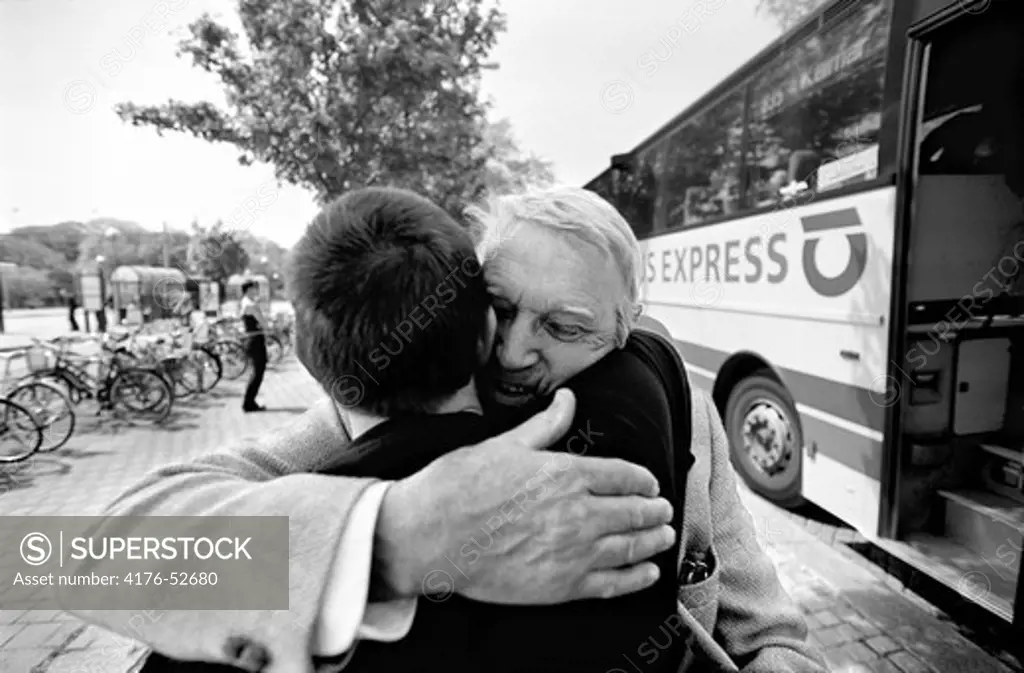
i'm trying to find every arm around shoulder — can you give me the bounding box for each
[698,391,828,673]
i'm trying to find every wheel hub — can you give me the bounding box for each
[741,401,794,476]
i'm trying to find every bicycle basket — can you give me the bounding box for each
[25,347,55,372]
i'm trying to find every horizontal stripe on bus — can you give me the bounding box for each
[686,365,883,480]
[798,411,883,481]
[673,338,886,434]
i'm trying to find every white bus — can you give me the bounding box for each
[586,0,1024,626]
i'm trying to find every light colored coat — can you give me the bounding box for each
[71,390,827,673]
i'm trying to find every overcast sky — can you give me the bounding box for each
[0,0,782,246]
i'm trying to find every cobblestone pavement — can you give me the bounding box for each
[0,357,1013,672]
[741,491,1014,673]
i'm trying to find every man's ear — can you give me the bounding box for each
[477,307,497,365]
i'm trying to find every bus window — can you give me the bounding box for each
[662,89,744,228]
[917,16,1024,182]
[614,144,664,238]
[745,0,891,206]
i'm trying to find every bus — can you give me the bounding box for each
[585,0,1024,626]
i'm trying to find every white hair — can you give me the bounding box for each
[464,186,642,347]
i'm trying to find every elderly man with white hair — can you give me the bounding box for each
[71,186,826,673]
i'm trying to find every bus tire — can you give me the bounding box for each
[724,370,804,508]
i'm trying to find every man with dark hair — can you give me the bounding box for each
[288,187,493,417]
[239,280,267,412]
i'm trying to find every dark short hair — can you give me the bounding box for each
[287,187,490,416]
[241,280,258,295]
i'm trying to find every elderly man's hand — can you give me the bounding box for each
[374,389,676,604]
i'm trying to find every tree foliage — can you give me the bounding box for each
[756,0,829,29]
[480,118,556,195]
[187,221,251,286]
[116,0,514,213]
[1,218,289,309]
[1,267,53,309]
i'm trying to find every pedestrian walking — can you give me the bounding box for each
[239,280,267,412]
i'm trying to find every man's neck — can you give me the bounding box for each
[340,379,484,441]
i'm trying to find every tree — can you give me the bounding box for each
[187,222,251,294]
[479,118,556,196]
[2,267,55,308]
[756,0,829,29]
[115,0,507,214]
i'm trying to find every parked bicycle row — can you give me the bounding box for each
[0,312,295,464]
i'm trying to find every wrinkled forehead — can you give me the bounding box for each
[483,223,622,323]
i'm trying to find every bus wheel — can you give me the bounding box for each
[724,370,804,507]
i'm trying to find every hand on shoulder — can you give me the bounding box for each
[375,390,677,604]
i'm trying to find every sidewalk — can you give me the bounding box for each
[740,489,1012,673]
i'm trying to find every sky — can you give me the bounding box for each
[0,0,783,248]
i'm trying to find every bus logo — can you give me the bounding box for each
[800,207,868,298]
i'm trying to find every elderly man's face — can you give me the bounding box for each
[479,222,623,408]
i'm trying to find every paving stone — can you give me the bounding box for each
[44,621,84,647]
[800,596,833,614]
[865,636,902,656]
[838,641,880,665]
[865,659,903,673]
[814,610,840,628]
[0,623,25,647]
[0,647,50,673]
[44,644,148,673]
[843,613,882,638]
[817,624,858,648]
[887,651,934,673]
[826,642,880,670]
[832,665,875,673]
[835,623,865,644]
[6,623,66,649]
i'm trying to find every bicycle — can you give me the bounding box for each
[195,317,251,381]
[0,347,76,452]
[208,316,286,368]
[0,397,44,464]
[102,328,205,400]
[20,338,174,425]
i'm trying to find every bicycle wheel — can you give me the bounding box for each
[266,335,284,366]
[166,356,202,400]
[110,368,174,424]
[6,380,76,452]
[0,398,44,463]
[211,340,248,381]
[191,347,223,393]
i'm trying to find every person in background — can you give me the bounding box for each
[95,297,108,333]
[66,290,79,332]
[239,280,267,412]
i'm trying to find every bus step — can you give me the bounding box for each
[880,533,1015,622]
[979,442,1024,464]
[937,488,1024,578]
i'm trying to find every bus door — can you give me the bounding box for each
[887,0,1024,625]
